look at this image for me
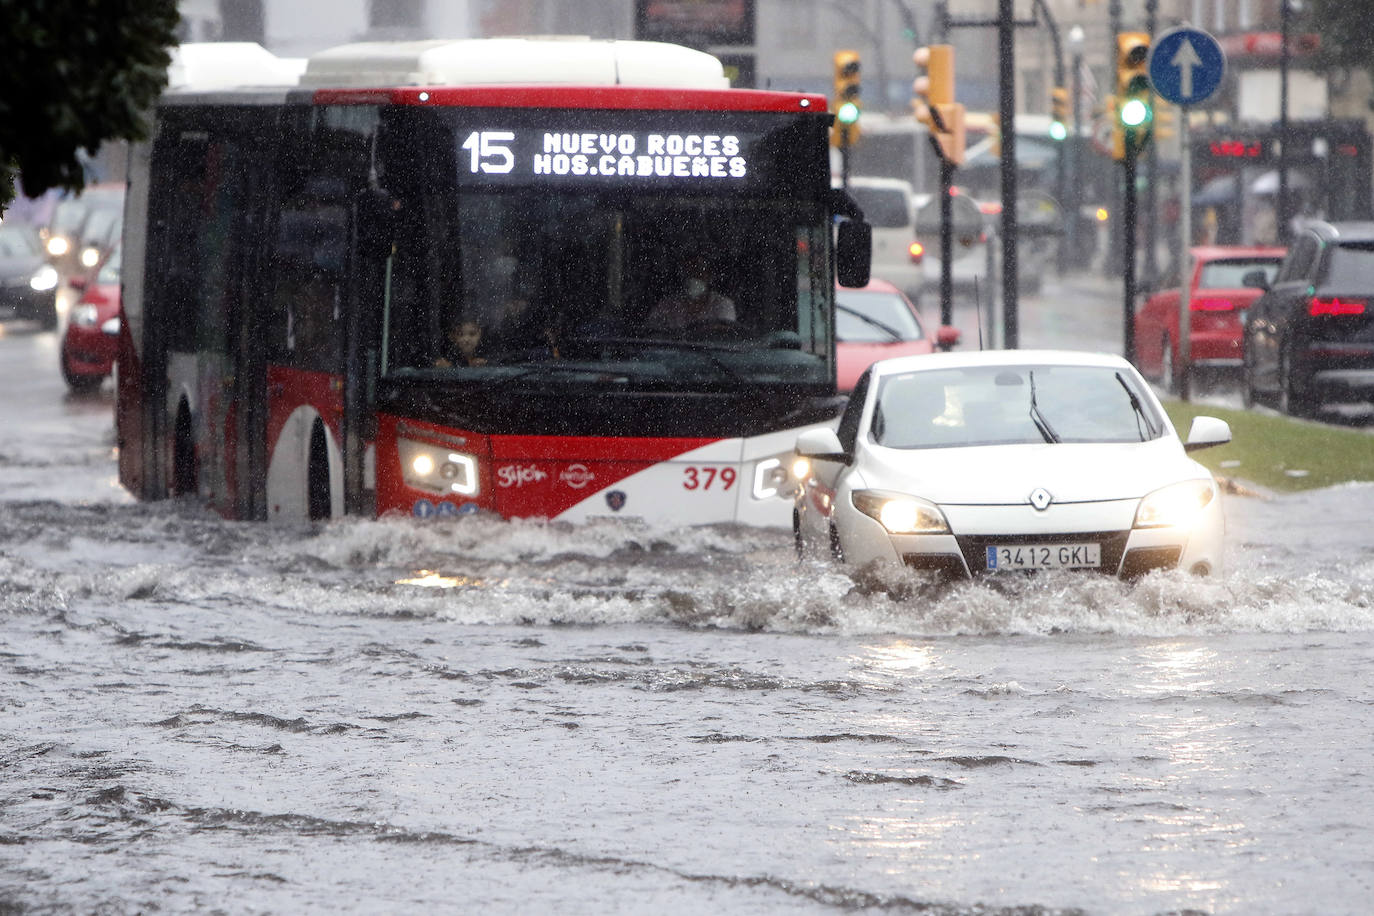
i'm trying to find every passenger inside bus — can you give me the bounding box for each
[434,318,488,368]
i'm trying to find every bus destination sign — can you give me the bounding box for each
[460,129,750,184]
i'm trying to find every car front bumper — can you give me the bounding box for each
[841,496,1224,579]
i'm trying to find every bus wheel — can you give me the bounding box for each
[173,400,197,497]
[307,418,331,521]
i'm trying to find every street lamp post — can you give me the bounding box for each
[1067,25,1084,272]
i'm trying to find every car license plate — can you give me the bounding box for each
[985,543,1101,571]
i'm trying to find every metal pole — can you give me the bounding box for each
[1143,0,1159,291]
[1106,0,1122,277]
[1067,43,1083,270]
[1278,0,1292,243]
[999,0,1019,348]
[1123,138,1138,364]
[940,156,954,326]
[1178,106,1192,401]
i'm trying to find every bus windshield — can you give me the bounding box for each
[378,108,834,390]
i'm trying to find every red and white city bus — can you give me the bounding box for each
[118,38,869,526]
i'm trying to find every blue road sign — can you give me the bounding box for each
[1149,27,1225,106]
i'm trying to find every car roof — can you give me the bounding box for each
[868,348,1132,377]
[1190,244,1285,260]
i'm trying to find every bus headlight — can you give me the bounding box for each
[398,437,479,497]
[851,490,950,535]
[752,456,792,500]
[1133,479,1215,529]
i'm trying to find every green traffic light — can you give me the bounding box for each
[1048,120,1067,141]
[1120,98,1151,128]
[837,101,861,125]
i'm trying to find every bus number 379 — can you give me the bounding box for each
[683,467,736,490]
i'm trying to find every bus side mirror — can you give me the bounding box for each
[836,219,871,288]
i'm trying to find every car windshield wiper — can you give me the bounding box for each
[836,304,904,342]
[1028,370,1060,443]
[1115,371,1157,440]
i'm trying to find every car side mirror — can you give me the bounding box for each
[1184,415,1232,452]
[1241,269,1270,291]
[794,427,848,462]
[836,219,872,288]
[935,325,961,351]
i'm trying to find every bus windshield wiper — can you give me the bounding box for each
[1115,371,1157,440]
[470,364,626,397]
[836,304,904,341]
[1028,370,1060,443]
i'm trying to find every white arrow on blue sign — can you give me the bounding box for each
[1148,26,1226,106]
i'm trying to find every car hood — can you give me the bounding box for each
[854,439,1207,505]
[837,341,933,392]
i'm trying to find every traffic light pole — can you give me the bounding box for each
[1122,137,1138,365]
[938,145,955,327]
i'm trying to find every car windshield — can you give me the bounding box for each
[1199,258,1280,288]
[96,247,122,284]
[1322,242,1374,289]
[0,224,40,258]
[870,364,1165,448]
[835,288,923,342]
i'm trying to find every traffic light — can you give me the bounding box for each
[1114,31,1152,159]
[832,50,861,148]
[913,44,965,166]
[1049,86,1069,141]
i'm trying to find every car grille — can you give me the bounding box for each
[954,530,1131,576]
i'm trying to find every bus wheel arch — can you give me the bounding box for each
[266,405,343,522]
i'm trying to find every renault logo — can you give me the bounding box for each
[1028,488,1053,511]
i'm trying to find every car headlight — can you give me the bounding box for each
[46,236,70,257]
[70,304,100,327]
[397,437,479,497]
[1133,479,1216,529]
[80,247,101,268]
[851,489,950,535]
[100,316,121,335]
[29,264,59,291]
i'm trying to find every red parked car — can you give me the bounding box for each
[1135,245,1285,389]
[60,245,121,392]
[835,278,959,392]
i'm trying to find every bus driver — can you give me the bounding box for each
[643,252,735,333]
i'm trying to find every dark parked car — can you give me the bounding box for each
[1243,221,1374,416]
[0,221,60,329]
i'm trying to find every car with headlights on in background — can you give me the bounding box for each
[791,350,1232,580]
[0,221,61,329]
[60,245,121,392]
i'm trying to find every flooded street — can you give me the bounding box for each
[3,325,1374,914]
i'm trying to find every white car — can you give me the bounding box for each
[791,350,1232,580]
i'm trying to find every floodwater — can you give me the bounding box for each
[3,328,1374,914]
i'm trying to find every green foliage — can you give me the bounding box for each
[1161,399,1374,493]
[1305,0,1374,80]
[0,0,180,211]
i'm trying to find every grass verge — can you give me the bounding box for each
[1161,400,1374,493]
